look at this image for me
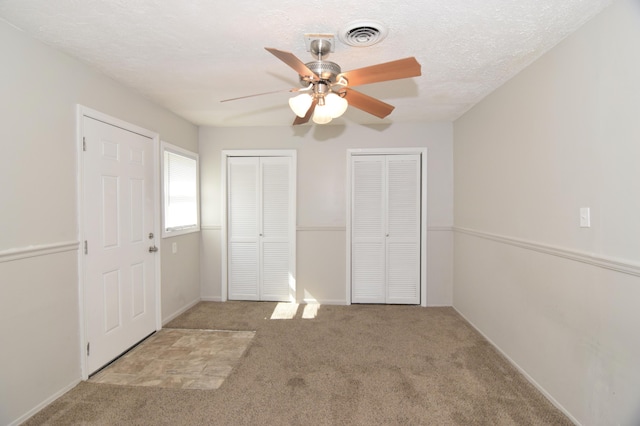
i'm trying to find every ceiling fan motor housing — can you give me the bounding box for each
[301,61,342,85]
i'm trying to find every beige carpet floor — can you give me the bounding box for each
[25,302,572,425]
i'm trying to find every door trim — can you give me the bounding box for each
[220,150,297,302]
[346,148,428,307]
[76,105,162,379]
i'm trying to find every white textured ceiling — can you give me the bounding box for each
[0,0,612,127]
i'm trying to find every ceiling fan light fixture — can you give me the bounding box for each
[289,93,313,117]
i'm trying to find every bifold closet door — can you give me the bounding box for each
[351,154,421,304]
[227,156,292,301]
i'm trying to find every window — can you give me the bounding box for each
[162,142,200,237]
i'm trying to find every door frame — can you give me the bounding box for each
[220,150,297,302]
[346,148,428,307]
[76,105,162,379]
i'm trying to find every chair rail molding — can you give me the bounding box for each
[454,226,640,278]
[0,240,79,263]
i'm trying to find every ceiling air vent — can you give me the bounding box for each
[339,20,388,47]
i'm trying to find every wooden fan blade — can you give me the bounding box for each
[293,100,317,125]
[343,89,395,119]
[265,47,319,80]
[221,87,306,102]
[339,57,421,87]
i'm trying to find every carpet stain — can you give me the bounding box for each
[409,354,437,376]
[287,377,306,388]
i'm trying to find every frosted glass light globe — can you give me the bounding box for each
[324,92,348,118]
[289,94,313,117]
[312,104,333,124]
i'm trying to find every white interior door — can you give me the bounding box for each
[83,116,158,375]
[227,156,293,302]
[351,154,421,304]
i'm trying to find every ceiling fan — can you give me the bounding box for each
[221,38,421,125]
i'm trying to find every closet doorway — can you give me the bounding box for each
[347,148,427,306]
[221,150,296,302]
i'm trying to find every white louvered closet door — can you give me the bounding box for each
[386,155,421,304]
[352,156,387,303]
[227,156,292,302]
[228,157,260,300]
[260,157,291,301]
[351,154,421,304]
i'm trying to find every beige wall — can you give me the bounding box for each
[0,19,199,425]
[199,123,453,305]
[453,1,640,424]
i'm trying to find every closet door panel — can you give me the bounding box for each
[261,242,290,301]
[227,157,260,300]
[228,158,259,239]
[386,155,420,304]
[387,156,420,240]
[262,159,290,239]
[351,156,386,303]
[352,157,386,241]
[261,157,291,301]
[229,243,260,300]
[386,242,420,303]
[352,242,385,302]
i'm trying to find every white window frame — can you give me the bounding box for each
[161,141,200,238]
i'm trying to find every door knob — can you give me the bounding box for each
[149,245,158,253]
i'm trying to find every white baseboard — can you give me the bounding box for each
[10,378,81,426]
[162,298,201,325]
[301,298,348,305]
[197,298,347,305]
[452,307,581,426]
[200,296,222,302]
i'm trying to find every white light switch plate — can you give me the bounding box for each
[580,207,591,228]
[172,242,178,253]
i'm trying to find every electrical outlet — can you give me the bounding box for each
[580,207,591,228]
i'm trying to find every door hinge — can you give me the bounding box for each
[86,342,90,356]
[84,240,88,255]
[82,137,86,151]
